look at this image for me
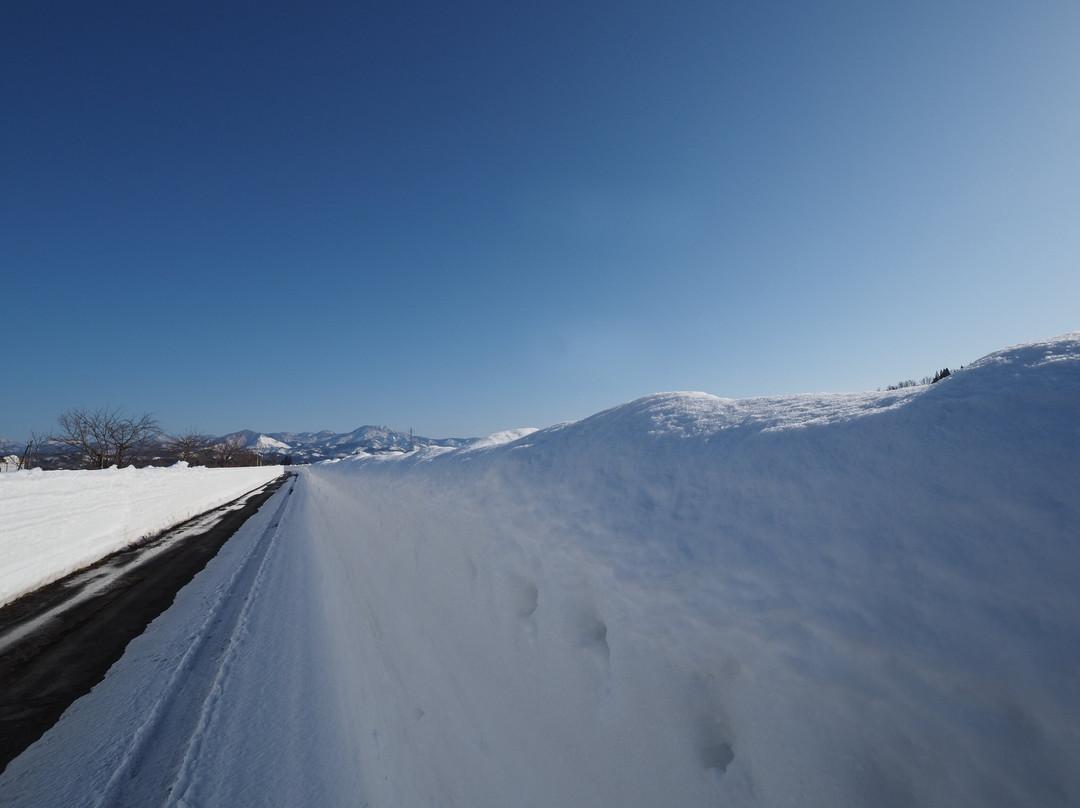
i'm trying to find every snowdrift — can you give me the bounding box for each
[0,464,284,607]
[299,333,1079,807]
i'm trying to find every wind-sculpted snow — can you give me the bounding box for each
[310,332,1080,806]
[0,464,284,607]
[2,334,1078,807]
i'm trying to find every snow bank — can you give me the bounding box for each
[298,333,1079,807]
[0,464,283,607]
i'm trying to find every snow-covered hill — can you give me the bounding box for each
[2,333,1077,807]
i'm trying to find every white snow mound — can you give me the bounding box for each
[298,332,1079,807]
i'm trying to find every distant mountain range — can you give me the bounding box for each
[1,426,474,466]
[219,426,473,463]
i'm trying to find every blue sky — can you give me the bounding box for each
[3,1,1078,441]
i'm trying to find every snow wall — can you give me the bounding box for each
[300,333,1079,808]
[0,464,284,607]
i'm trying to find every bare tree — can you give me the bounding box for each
[168,429,213,465]
[18,432,47,469]
[54,407,160,469]
[211,434,245,467]
[209,435,266,467]
[56,408,107,468]
[110,411,160,467]
[241,448,265,467]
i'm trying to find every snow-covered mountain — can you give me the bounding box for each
[221,426,471,462]
[0,426,472,469]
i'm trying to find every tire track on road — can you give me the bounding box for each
[0,473,290,775]
[93,473,298,807]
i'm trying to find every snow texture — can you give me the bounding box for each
[1,333,1078,807]
[0,464,284,607]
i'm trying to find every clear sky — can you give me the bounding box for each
[3,1,1078,441]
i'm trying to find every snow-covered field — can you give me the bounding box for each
[0,464,283,606]
[1,334,1077,807]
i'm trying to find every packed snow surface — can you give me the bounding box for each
[0,464,283,606]
[1,334,1078,807]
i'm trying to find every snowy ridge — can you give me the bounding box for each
[457,427,540,452]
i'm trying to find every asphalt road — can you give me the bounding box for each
[0,472,294,773]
